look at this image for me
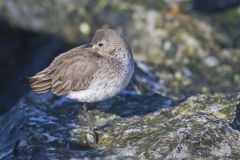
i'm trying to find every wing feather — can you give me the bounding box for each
[28,44,102,95]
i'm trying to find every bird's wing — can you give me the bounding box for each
[28,44,102,95]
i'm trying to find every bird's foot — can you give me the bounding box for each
[91,129,98,144]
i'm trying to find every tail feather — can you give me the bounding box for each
[21,68,52,94]
[30,77,51,86]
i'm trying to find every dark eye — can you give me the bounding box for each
[98,43,103,47]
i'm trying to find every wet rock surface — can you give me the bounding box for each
[0,92,239,159]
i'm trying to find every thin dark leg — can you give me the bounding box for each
[83,103,98,143]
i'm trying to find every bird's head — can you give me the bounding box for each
[92,29,130,57]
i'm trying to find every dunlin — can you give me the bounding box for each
[26,29,134,143]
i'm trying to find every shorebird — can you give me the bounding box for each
[26,29,134,143]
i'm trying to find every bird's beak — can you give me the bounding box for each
[92,45,96,49]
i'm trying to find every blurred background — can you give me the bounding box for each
[0,0,240,115]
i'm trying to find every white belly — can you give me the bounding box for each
[67,89,111,103]
[67,77,123,102]
[67,68,134,103]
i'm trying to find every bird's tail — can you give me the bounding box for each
[21,68,52,94]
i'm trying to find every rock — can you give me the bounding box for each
[130,60,171,96]
[0,92,239,159]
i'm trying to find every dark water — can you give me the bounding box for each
[0,19,72,114]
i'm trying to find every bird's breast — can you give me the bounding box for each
[68,51,134,103]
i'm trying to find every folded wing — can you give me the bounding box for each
[28,44,101,95]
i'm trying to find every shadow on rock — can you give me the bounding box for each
[230,96,240,131]
[93,91,175,117]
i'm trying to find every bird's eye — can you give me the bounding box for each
[98,43,103,47]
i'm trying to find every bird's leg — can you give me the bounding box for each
[82,102,98,143]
